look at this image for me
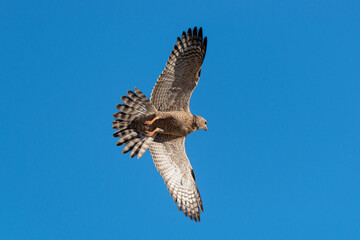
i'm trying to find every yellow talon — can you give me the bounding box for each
[144,116,158,126]
[145,128,158,137]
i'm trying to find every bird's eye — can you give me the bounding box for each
[205,121,207,125]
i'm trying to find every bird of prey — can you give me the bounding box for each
[112,27,207,222]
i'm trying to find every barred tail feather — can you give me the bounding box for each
[137,137,153,159]
[112,120,129,130]
[113,129,134,138]
[116,131,138,146]
[134,88,151,103]
[113,88,157,159]
[130,137,146,158]
[122,137,142,154]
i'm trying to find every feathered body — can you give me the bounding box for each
[135,111,205,137]
[113,27,207,221]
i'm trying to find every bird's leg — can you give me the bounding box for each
[145,127,164,137]
[144,116,159,126]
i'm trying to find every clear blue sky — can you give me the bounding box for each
[1,0,359,239]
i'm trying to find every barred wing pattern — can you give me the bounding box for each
[150,27,207,112]
[150,134,203,221]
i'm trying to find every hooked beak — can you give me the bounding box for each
[204,125,207,131]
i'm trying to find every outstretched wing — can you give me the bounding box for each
[149,135,203,221]
[150,27,207,112]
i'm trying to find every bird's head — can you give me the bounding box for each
[193,115,207,131]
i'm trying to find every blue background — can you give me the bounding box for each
[1,0,359,239]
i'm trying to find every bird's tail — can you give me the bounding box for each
[112,88,157,159]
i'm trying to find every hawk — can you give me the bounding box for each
[112,27,207,222]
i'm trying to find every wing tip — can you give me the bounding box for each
[185,27,207,49]
[193,26,198,39]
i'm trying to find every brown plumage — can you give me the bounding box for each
[112,27,207,222]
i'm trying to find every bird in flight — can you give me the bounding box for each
[112,27,207,222]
